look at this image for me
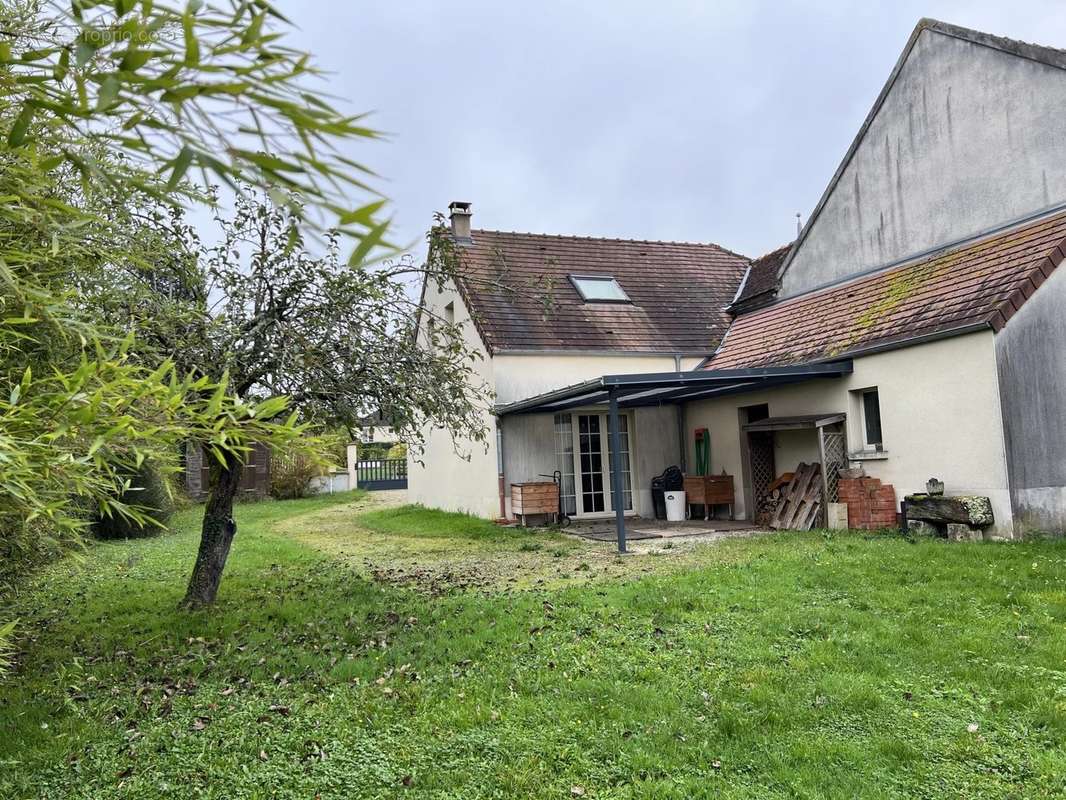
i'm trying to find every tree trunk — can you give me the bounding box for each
[181,450,244,609]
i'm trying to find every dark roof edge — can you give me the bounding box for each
[493,376,606,416]
[493,362,853,416]
[776,17,1066,291]
[467,227,750,259]
[727,284,776,311]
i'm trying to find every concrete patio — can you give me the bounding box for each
[567,516,758,543]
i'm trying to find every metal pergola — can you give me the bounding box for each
[494,361,854,552]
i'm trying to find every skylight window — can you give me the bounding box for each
[569,275,631,303]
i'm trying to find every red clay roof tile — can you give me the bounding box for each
[730,242,791,313]
[706,209,1066,369]
[455,229,748,354]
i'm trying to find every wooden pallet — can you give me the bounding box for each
[769,462,823,530]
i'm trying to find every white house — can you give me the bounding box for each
[408,203,749,520]
[412,19,1066,539]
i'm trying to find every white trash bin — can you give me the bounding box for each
[664,490,687,522]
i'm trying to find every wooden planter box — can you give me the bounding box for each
[683,474,736,520]
[511,481,559,525]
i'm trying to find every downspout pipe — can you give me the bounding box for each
[496,423,507,520]
[677,404,687,474]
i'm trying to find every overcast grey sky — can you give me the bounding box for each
[272,1,1066,259]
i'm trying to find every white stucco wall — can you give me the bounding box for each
[406,279,500,518]
[500,413,556,520]
[684,332,1014,535]
[632,405,683,514]
[493,353,702,405]
[409,277,703,519]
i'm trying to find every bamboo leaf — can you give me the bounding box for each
[347,217,391,266]
[97,75,120,110]
[183,8,200,66]
[120,46,152,72]
[167,145,194,190]
[75,37,97,69]
[8,104,34,147]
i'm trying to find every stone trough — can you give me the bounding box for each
[903,494,994,541]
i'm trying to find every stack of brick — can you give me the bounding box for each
[838,477,898,529]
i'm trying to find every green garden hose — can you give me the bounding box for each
[695,428,710,476]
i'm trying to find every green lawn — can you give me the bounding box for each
[3,493,1066,799]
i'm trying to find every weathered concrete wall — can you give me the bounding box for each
[783,28,1066,298]
[995,262,1066,535]
[683,332,1014,535]
[633,405,682,515]
[500,413,556,519]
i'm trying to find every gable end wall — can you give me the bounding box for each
[783,29,1066,297]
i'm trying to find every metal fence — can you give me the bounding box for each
[356,458,407,490]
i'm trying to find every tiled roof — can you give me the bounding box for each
[731,242,791,313]
[707,209,1066,369]
[454,229,748,354]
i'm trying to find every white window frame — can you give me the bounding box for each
[849,386,886,457]
[555,410,636,518]
[553,413,577,516]
[568,274,631,303]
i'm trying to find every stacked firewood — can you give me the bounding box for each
[755,463,825,530]
[753,472,792,526]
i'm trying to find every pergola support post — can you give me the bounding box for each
[608,389,627,554]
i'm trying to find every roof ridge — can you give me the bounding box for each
[918,17,1066,70]
[750,241,794,263]
[470,227,749,257]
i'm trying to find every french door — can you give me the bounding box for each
[554,412,632,516]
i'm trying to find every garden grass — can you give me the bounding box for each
[2,491,1066,798]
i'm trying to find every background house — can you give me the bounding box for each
[184,442,272,500]
[354,410,401,447]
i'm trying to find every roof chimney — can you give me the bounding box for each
[448,201,472,244]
